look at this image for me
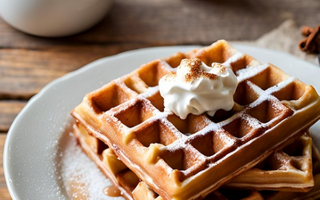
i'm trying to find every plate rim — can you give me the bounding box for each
[3,43,320,199]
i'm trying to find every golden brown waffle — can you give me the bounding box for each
[72,40,320,200]
[225,132,314,192]
[260,145,320,200]
[72,123,320,200]
[215,145,320,200]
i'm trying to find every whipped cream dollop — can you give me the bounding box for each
[159,58,238,119]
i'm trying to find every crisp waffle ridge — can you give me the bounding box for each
[225,132,314,192]
[72,123,320,200]
[72,40,320,200]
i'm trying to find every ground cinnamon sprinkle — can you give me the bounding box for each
[299,25,320,54]
[182,58,225,82]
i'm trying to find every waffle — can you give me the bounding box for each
[225,132,314,192]
[72,123,320,200]
[261,145,320,200]
[217,145,320,200]
[71,40,320,200]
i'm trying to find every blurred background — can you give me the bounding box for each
[0,0,319,199]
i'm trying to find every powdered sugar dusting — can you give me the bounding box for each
[241,114,261,129]
[166,137,188,151]
[265,76,295,94]
[140,86,159,99]
[58,132,124,200]
[237,63,269,82]
[222,52,245,68]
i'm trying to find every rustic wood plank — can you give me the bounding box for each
[0,101,26,132]
[0,44,151,99]
[0,134,6,186]
[0,0,319,49]
[0,188,11,200]
[0,1,319,199]
[0,134,12,200]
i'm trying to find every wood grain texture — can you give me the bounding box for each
[0,44,153,99]
[0,0,319,49]
[0,188,11,200]
[0,0,319,199]
[0,101,25,132]
[0,0,319,100]
[0,47,111,99]
[0,134,12,200]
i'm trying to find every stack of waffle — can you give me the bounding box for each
[71,40,320,200]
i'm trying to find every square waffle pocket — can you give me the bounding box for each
[224,132,314,192]
[72,123,320,200]
[72,40,320,200]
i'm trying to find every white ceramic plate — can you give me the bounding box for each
[4,44,320,200]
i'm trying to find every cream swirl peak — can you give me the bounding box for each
[159,58,238,119]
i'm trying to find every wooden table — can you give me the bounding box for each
[1,0,319,199]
